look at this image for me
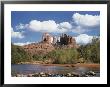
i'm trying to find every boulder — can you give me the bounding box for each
[71,72,80,77]
[67,73,72,77]
[86,71,96,76]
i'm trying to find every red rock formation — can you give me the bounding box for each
[22,33,78,56]
[23,43,55,55]
[59,34,77,48]
[42,33,53,44]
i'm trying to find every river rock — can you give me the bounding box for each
[41,74,47,77]
[85,75,89,77]
[48,73,52,77]
[40,72,45,75]
[67,73,72,77]
[22,74,27,77]
[32,73,39,77]
[16,74,22,77]
[86,71,96,76]
[71,72,80,77]
[27,74,33,77]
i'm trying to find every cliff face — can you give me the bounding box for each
[23,43,55,55]
[42,33,53,44]
[60,34,77,48]
[22,33,78,55]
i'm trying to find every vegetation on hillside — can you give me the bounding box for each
[11,37,100,64]
[45,48,78,64]
[77,37,100,63]
[11,44,31,64]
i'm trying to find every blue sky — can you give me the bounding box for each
[11,11,100,45]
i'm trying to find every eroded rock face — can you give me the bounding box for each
[22,33,78,55]
[42,33,78,48]
[60,34,78,48]
[23,43,55,55]
[42,33,53,44]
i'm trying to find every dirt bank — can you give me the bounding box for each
[42,63,100,68]
[17,61,99,68]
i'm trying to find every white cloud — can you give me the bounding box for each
[72,26,87,34]
[75,34,93,45]
[59,22,72,29]
[11,27,24,39]
[15,23,28,30]
[71,13,100,34]
[28,20,72,33]
[14,13,100,34]
[28,20,57,32]
[72,13,100,27]
[13,41,36,46]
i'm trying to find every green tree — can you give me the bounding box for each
[77,37,100,63]
[11,44,30,64]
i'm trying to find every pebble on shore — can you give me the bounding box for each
[12,71,96,77]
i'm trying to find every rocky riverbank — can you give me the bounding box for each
[12,71,97,77]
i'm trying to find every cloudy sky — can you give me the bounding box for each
[11,11,100,46]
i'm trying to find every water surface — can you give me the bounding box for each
[11,64,100,76]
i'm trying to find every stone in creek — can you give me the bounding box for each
[85,75,89,77]
[53,74,61,77]
[16,74,27,77]
[41,74,47,77]
[80,72,86,77]
[16,74,22,77]
[58,74,64,77]
[40,72,45,75]
[51,74,55,77]
[48,73,52,77]
[27,74,33,77]
[32,73,39,77]
[22,74,27,77]
[71,72,80,77]
[40,72,48,77]
[66,73,72,77]
[86,71,96,76]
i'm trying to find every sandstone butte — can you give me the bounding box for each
[22,33,79,56]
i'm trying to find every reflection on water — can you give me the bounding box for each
[11,64,100,76]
